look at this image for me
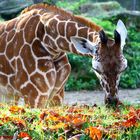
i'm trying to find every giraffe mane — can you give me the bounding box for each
[21,3,102,31]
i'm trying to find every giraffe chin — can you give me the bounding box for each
[105,95,119,107]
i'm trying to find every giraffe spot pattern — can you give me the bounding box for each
[20,44,36,74]
[46,70,56,87]
[16,14,33,30]
[38,59,53,72]
[0,23,5,36]
[0,55,14,74]
[46,19,58,39]
[37,22,45,41]
[0,74,8,86]
[66,22,76,41]
[7,30,15,42]
[30,72,49,93]
[58,22,65,36]
[37,95,48,108]
[6,41,15,59]
[57,37,69,51]
[21,83,38,107]
[44,35,58,50]
[0,33,7,53]
[6,18,17,32]
[32,39,49,57]
[24,16,40,43]
[78,27,88,38]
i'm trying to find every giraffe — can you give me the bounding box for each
[0,4,127,108]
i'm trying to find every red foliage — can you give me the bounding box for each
[18,132,32,140]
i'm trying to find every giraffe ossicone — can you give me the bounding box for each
[0,4,127,108]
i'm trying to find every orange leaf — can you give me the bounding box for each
[49,122,68,131]
[85,127,102,140]
[9,106,25,114]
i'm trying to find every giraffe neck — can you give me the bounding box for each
[41,14,101,57]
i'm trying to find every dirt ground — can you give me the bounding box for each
[64,89,140,105]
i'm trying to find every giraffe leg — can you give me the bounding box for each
[49,87,64,106]
[48,52,71,106]
[24,95,48,108]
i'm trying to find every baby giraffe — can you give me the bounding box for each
[0,4,127,108]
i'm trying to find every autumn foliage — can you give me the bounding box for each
[0,104,140,139]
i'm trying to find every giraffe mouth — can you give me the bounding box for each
[105,94,119,106]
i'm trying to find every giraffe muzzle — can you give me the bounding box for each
[105,95,119,106]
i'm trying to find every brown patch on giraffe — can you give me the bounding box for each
[44,35,58,50]
[11,59,16,69]
[51,95,61,106]
[46,70,56,86]
[78,27,88,38]
[37,22,45,41]
[37,95,48,108]
[58,22,65,36]
[57,15,66,21]
[57,37,69,51]
[66,22,77,41]
[71,44,78,53]
[15,58,28,89]
[14,31,24,56]
[0,55,14,74]
[0,33,7,53]
[24,16,40,43]
[21,83,38,107]
[6,18,17,32]
[55,64,70,87]
[7,30,15,42]
[54,55,68,69]
[6,41,14,59]
[20,44,35,74]
[46,19,58,39]
[32,39,48,57]
[88,33,95,42]
[0,74,8,86]
[9,75,16,89]
[16,14,33,30]
[6,31,24,59]
[38,59,54,72]
[0,23,5,36]
[30,72,49,93]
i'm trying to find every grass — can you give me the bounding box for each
[0,103,140,140]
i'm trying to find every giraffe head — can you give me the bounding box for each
[71,20,127,106]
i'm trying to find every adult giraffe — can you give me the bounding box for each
[0,4,127,108]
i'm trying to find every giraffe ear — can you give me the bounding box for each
[70,36,97,55]
[116,20,127,50]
